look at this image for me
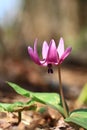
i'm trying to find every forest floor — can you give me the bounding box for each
[0,58,87,130]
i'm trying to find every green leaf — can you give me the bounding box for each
[7,82,64,115]
[0,102,23,112]
[65,109,87,129]
[33,92,64,115]
[7,81,33,98]
[0,101,36,112]
[76,83,87,106]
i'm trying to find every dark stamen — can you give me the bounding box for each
[48,64,53,74]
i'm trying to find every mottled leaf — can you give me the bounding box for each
[7,82,64,115]
[65,109,87,129]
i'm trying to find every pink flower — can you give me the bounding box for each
[28,38,72,73]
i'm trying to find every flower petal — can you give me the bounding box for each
[42,41,49,59]
[59,47,72,64]
[34,39,39,56]
[28,39,41,65]
[57,37,64,58]
[46,39,58,64]
[28,47,41,65]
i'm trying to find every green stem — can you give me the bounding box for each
[58,65,68,118]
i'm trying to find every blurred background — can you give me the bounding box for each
[0,0,87,100]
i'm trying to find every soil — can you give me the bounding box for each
[0,58,87,130]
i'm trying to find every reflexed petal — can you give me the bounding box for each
[34,39,38,56]
[28,46,41,65]
[42,41,49,59]
[59,47,72,64]
[57,37,64,58]
[46,39,58,63]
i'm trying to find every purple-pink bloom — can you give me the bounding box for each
[28,37,72,73]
